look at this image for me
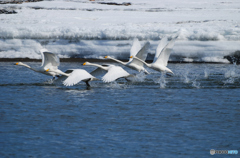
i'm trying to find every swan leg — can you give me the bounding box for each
[84,79,91,87]
[166,73,174,77]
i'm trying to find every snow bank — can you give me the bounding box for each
[0,0,240,62]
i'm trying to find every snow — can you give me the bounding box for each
[0,0,240,62]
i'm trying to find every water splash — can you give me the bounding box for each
[157,73,167,88]
[223,62,239,85]
[223,77,235,85]
[44,78,55,84]
[204,68,209,78]
[107,81,124,89]
[128,71,146,82]
[224,62,238,78]
[182,69,190,83]
[192,80,201,88]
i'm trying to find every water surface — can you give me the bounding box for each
[0,62,239,157]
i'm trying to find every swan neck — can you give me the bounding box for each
[134,57,150,67]
[108,57,127,65]
[20,63,37,71]
[59,71,70,77]
[88,63,108,70]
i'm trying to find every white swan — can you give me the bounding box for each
[130,36,177,75]
[83,62,133,83]
[105,39,150,74]
[49,69,97,87]
[15,49,66,78]
[15,49,97,86]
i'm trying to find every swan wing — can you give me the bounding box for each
[54,70,73,81]
[63,69,95,86]
[129,38,141,62]
[130,41,150,66]
[102,66,130,83]
[155,36,177,66]
[90,67,108,77]
[40,49,60,69]
[153,37,168,62]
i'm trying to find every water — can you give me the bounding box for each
[0,62,240,157]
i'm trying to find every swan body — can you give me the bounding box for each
[49,69,97,86]
[105,39,150,74]
[83,62,132,83]
[130,36,177,75]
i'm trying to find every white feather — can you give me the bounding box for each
[63,69,95,86]
[129,38,141,62]
[155,36,177,67]
[153,37,168,63]
[102,65,130,83]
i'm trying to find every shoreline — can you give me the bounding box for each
[0,58,229,64]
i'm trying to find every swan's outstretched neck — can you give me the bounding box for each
[105,56,127,65]
[83,62,108,71]
[130,56,151,67]
[15,62,36,71]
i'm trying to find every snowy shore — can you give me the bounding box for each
[0,0,240,63]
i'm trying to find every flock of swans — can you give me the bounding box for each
[15,36,177,87]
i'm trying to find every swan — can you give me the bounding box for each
[15,49,63,79]
[15,49,97,86]
[83,62,133,83]
[48,69,97,87]
[105,39,150,74]
[130,36,177,75]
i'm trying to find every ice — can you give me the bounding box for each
[0,0,240,62]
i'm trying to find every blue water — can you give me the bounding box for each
[0,62,240,157]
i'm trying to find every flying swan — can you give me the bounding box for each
[105,39,150,74]
[15,49,97,86]
[130,36,177,75]
[83,62,133,83]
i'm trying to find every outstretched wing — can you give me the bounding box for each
[40,49,60,69]
[63,69,95,86]
[102,66,130,83]
[155,36,177,66]
[90,67,107,77]
[130,41,150,67]
[129,38,141,62]
[153,37,168,62]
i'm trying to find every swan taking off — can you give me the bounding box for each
[83,62,133,83]
[51,69,98,87]
[15,49,97,86]
[15,49,64,78]
[105,38,150,74]
[130,36,178,75]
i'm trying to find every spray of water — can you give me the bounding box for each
[224,62,238,78]
[182,69,190,83]
[192,77,201,88]
[157,73,167,88]
[128,71,146,82]
[223,62,239,85]
[204,68,209,78]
